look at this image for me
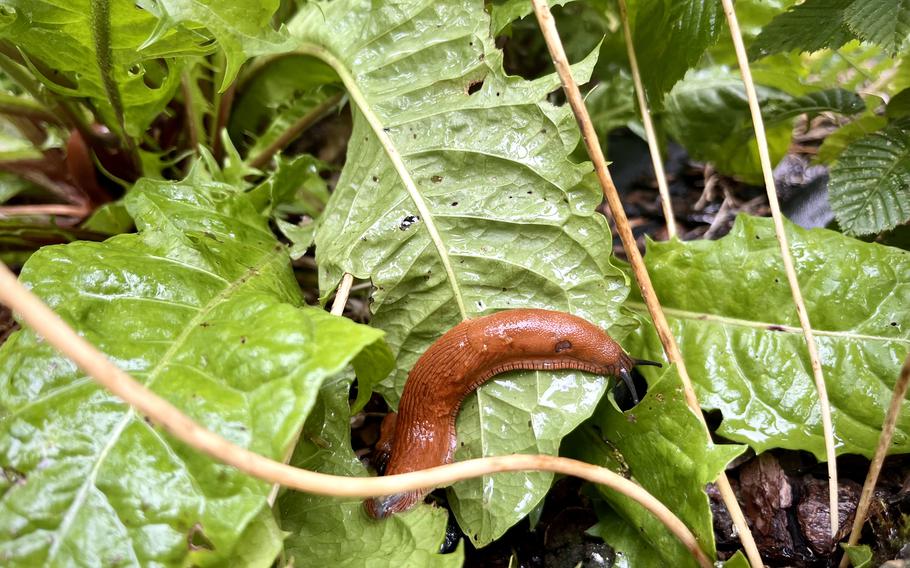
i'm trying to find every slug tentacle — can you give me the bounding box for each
[365,308,655,520]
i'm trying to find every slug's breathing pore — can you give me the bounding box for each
[364,308,660,519]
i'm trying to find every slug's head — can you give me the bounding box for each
[550,327,661,405]
[364,490,423,519]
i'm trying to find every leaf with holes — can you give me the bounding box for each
[279,376,463,567]
[0,1,210,138]
[0,172,393,566]
[293,0,632,545]
[625,215,910,459]
[829,120,910,235]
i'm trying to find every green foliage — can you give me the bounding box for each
[0,0,202,138]
[279,377,463,567]
[626,216,910,459]
[569,367,745,566]
[828,120,910,235]
[0,173,393,565]
[626,0,723,107]
[751,0,910,58]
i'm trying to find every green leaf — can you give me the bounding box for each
[887,88,910,120]
[0,172,392,566]
[568,367,745,566]
[664,68,792,183]
[229,55,342,162]
[278,376,463,567]
[626,0,723,106]
[295,0,631,544]
[816,113,887,164]
[625,215,910,459]
[828,120,910,235]
[0,0,203,137]
[80,201,135,236]
[723,551,752,568]
[489,0,574,35]
[843,0,910,56]
[138,0,295,89]
[841,543,873,568]
[749,0,857,60]
[764,87,865,121]
[249,154,331,258]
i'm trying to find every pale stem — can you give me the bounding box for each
[838,353,910,568]
[617,0,677,238]
[530,2,763,566]
[720,0,839,538]
[330,273,355,316]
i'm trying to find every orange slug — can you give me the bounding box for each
[364,308,658,519]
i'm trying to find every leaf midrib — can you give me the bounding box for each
[627,301,909,345]
[45,248,285,563]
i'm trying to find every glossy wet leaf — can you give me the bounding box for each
[0,1,206,138]
[568,367,745,566]
[828,120,910,235]
[626,215,910,459]
[0,172,393,566]
[297,0,631,544]
[279,377,463,567]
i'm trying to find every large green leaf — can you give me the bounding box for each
[568,367,745,567]
[828,120,910,235]
[843,0,910,56]
[664,69,863,182]
[279,376,463,567]
[295,0,631,544]
[664,68,793,183]
[0,0,206,138]
[626,0,723,107]
[0,172,393,566]
[749,0,857,60]
[625,215,910,459]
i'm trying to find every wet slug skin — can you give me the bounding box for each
[364,308,659,519]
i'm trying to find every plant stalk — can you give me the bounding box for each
[617,0,677,239]
[720,0,839,538]
[531,2,763,567]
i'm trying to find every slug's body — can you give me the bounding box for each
[364,308,656,519]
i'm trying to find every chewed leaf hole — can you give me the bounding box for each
[399,215,420,230]
[187,522,215,551]
[466,79,484,95]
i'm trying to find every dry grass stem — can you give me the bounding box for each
[838,353,910,568]
[330,272,355,316]
[617,0,677,238]
[720,0,840,537]
[531,2,762,566]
